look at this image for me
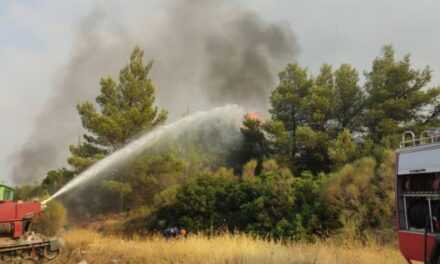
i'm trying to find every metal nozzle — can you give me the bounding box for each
[41,198,51,208]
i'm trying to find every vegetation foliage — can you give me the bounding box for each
[17,45,440,241]
[33,200,67,237]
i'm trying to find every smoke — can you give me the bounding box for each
[10,0,297,184]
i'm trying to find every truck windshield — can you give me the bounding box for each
[399,173,440,233]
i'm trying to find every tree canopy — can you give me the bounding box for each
[242,45,440,175]
[23,45,440,242]
[69,47,167,173]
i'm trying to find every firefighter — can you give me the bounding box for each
[180,228,187,237]
[163,227,187,239]
[163,227,179,239]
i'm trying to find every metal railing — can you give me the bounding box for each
[400,129,440,148]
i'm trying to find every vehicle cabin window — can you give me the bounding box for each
[400,173,440,232]
[5,189,13,200]
[0,186,15,201]
[401,173,439,192]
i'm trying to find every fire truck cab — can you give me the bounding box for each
[397,129,440,264]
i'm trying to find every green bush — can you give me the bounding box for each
[149,161,330,240]
[33,200,67,237]
[323,151,395,239]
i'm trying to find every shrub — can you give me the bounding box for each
[323,152,395,239]
[149,161,330,240]
[33,200,67,236]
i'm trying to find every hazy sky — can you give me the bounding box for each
[1,0,439,182]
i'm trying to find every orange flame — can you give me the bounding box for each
[244,112,263,121]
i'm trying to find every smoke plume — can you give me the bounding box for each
[10,0,297,184]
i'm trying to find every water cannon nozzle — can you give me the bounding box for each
[41,198,50,208]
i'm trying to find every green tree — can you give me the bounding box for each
[244,45,440,176]
[125,153,186,208]
[333,64,365,131]
[68,142,107,173]
[364,45,440,146]
[238,114,270,172]
[45,47,170,216]
[68,47,167,173]
[42,168,75,195]
[269,64,313,168]
[265,65,338,173]
[307,64,335,131]
[102,180,132,211]
[328,129,358,169]
[294,126,331,173]
[270,64,313,133]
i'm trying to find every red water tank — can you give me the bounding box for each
[0,200,43,238]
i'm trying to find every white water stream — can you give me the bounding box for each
[43,105,244,205]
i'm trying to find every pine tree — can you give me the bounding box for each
[364,45,440,146]
[68,47,167,173]
[333,64,365,131]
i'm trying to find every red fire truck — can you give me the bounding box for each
[397,129,440,264]
[0,184,61,262]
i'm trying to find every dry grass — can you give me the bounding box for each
[55,229,406,264]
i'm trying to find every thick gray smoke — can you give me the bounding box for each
[10,0,297,184]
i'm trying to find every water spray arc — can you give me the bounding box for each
[43,105,244,205]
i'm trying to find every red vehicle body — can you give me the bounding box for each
[396,130,440,264]
[0,200,42,238]
[0,185,61,262]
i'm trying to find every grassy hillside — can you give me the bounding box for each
[55,229,405,264]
